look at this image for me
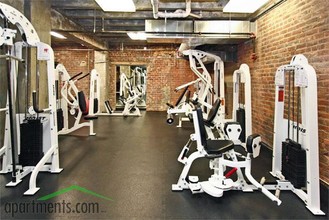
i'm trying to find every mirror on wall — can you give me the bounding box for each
[115,65,147,109]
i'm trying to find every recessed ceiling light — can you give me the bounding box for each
[127,32,147,40]
[95,0,136,12]
[50,31,66,39]
[223,0,269,13]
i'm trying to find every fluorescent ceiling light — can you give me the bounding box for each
[95,0,136,12]
[50,31,67,39]
[127,32,147,40]
[223,0,269,13]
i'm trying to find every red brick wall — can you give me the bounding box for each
[108,46,195,111]
[54,48,95,97]
[237,0,329,183]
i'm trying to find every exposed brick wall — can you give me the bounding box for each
[108,46,195,111]
[237,0,329,183]
[54,48,95,97]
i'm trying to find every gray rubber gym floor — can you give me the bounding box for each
[0,112,328,219]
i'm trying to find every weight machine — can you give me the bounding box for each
[131,66,147,105]
[207,63,252,144]
[171,62,285,206]
[269,54,325,215]
[0,2,62,195]
[166,86,194,127]
[88,69,101,115]
[184,49,224,113]
[172,107,281,205]
[171,55,325,213]
[166,50,224,127]
[55,64,98,136]
[102,72,142,117]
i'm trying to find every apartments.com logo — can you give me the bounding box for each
[3,185,113,217]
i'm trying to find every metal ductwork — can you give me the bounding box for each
[145,19,255,46]
[150,0,202,19]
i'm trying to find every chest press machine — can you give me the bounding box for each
[167,50,224,127]
[55,64,98,136]
[0,3,62,195]
[102,72,143,117]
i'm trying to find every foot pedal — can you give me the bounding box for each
[189,183,202,194]
[200,181,224,197]
[188,176,199,183]
[188,176,203,194]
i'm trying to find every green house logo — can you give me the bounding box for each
[38,185,113,201]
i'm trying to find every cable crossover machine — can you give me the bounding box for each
[0,2,62,195]
[270,54,325,215]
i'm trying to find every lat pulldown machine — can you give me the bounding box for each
[0,2,62,195]
[270,54,324,215]
[55,64,98,136]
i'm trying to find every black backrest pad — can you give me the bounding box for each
[246,134,260,153]
[196,108,207,147]
[207,98,221,122]
[78,91,87,113]
[175,86,189,106]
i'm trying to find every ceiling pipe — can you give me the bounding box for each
[150,0,202,19]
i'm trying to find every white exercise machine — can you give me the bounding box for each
[186,63,252,147]
[0,2,62,195]
[269,54,325,215]
[166,50,225,127]
[55,64,98,136]
[172,107,281,205]
[131,66,147,105]
[88,69,101,115]
[102,72,142,117]
[184,49,224,113]
[166,86,194,127]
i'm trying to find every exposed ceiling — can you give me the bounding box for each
[50,0,279,49]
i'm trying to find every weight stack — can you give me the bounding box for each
[19,119,44,166]
[57,108,64,131]
[281,139,306,188]
[236,108,246,142]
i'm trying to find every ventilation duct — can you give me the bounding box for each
[145,20,255,45]
[150,0,201,19]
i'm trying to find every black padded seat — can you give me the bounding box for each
[84,115,98,120]
[196,107,234,156]
[204,98,221,127]
[205,139,234,155]
[246,134,260,153]
[78,91,88,115]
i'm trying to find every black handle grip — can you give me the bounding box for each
[70,72,83,81]
[76,73,90,81]
[32,91,44,113]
